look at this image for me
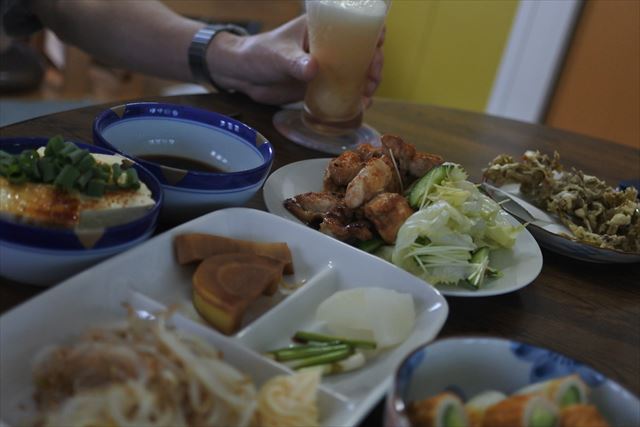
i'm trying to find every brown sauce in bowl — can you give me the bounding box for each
[139,154,226,173]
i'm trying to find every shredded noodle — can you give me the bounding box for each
[256,368,321,427]
[31,309,319,427]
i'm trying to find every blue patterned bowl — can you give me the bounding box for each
[0,137,162,286]
[386,337,639,427]
[93,102,273,220]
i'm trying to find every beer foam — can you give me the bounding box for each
[316,0,387,17]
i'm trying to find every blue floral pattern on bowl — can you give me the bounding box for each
[386,337,640,427]
[397,348,426,401]
[511,342,605,387]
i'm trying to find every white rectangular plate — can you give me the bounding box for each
[0,208,448,426]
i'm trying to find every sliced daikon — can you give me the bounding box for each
[315,287,415,348]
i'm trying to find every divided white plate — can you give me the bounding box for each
[494,183,640,264]
[263,159,543,297]
[0,208,448,427]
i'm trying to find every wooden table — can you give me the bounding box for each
[1,93,639,423]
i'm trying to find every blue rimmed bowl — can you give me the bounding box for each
[93,102,274,220]
[0,137,163,286]
[386,337,640,427]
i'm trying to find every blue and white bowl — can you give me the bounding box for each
[93,102,274,220]
[386,337,640,427]
[0,137,163,286]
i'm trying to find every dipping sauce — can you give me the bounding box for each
[139,154,226,173]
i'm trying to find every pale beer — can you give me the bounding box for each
[303,0,388,134]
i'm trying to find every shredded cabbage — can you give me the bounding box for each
[391,164,522,287]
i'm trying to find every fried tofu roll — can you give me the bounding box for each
[465,391,506,427]
[559,404,610,427]
[516,375,589,408]
[408,392,469,427]
[481,394,558,427]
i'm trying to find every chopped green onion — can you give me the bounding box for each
[59,141,78,158]
[44,135,65,156]
[8,170,27,184]
[112,163,122,183]
[68,148,89,165]
[54,164,80,190]
[38,158,56,182]
[1,136,143,198]
[76,153,95,172]
[124,168,140,189]
[75,169,94,189]
[86,179,106,197]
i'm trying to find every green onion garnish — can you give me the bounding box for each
[38,158,56,182]
[54,164,80,190]
[0,136,141,197]
[86,179,106,197]
[76,153,95,172]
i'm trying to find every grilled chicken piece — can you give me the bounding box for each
[322,170,343,193]
[317,203,370,241]
[319,215,374,241]
[355,143,384,161]
[289,135,443,245]
[409,152,445,178]
[324,151,365,190]
[381,134,416,175]
[284,192,343,226]
[364,193,415,244]
[345,157,401,209]
[381,134,444,183]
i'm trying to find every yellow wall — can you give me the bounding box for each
[378,0,519,112]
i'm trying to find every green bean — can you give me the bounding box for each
[290,349,353,370]
[293,331,377,350]
[272,344,351,362]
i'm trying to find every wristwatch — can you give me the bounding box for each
[188,23,249,92]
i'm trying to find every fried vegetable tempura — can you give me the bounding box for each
[483,150,639,253]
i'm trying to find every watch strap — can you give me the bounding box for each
[188,23,249,92]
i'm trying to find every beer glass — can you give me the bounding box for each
[273,0,390,154]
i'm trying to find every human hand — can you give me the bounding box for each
[208,16,384,106]
[208,16,315,104]
[364,26,385,108]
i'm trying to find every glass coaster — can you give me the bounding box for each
[273,109,380,155]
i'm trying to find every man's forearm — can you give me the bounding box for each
[28,0,204,82]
